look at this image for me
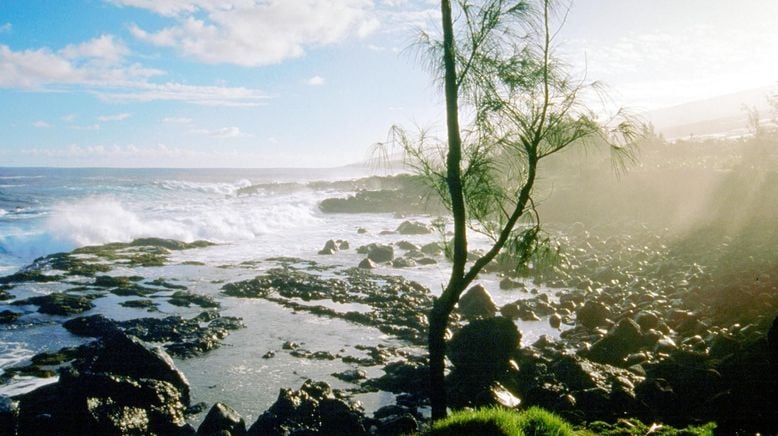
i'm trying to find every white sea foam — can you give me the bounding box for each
[155,179,253,196]
[0,175,44,180]
[38,192,322,249]
[0,208,6,217]
[0,341,33,370]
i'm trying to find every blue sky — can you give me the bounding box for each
[1,0,776,167]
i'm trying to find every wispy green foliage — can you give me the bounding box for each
[379,0,640,272]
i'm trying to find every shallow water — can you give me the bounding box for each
[0,167,563,424]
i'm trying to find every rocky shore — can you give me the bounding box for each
[1,215,777,435]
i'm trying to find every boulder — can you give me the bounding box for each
[367,245,394,263]
[358,258,376,269]
[0,310,20,324]
[375,413,418,436]
[197,402,246,436]
[15,292,95,316]
[320,240,338,253]
[74,331,191,405]
[396,221,431,235]
[586,318,644,366]
[247,380,367,436]
[457,285,497,319]
[365,361,430,397]
[16,361,192,435]
[634,311,660,331]
[63,314,120,337]
[499,277,524,290]
[318,239,349,255]
[396,241,420,251]
[420,242,443,256]
[332,369,367,383]
[391,257,414,268]
[448,317,521,377]
[576,300,611,329]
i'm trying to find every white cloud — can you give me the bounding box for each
[305,75,325,86]
[121,0,379,66]
[162,116,192,124]
[0,45,81,88]
[566,24,778,109]
[61,114,77,122]
[0,39,268,106]
[191,126,247,138]
[96,82,268,106]
[0,23,11,33]
[97,112,131,122]
[61,34,128,65]
[32,120,51,128]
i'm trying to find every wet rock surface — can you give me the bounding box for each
[14,292,98,316]
[63,312,244,358]
[12,331,194,436]
[222,267,433,344]
[318,174,443,215]
[247,380,368,436]
[396,220,431,235]
[197,402,246,436]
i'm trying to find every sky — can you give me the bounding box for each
[0,0,776,168]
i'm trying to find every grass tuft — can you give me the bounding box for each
[427,406,576,436]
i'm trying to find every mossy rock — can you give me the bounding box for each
[168,291,219,309]
[120,299,159,311]
[14,293,98,316]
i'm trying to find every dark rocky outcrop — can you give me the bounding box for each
[318,239,349,255]
[197,402,246,436]
[448,317,520,376]
[247,380,367,436]
[586,318,645,366]
[366,244,394,263]
[222,269,432,344]
[576,300,611,329]
[0,310,20,324]
[14,292,97,316]
[63,312,244,358]
[14,331,193,436]
[396,221,431,235]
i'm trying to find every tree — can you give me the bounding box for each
[381,0,638,419]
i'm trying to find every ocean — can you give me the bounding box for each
[0,166,558,424]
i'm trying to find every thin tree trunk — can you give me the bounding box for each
[428,0,467,421]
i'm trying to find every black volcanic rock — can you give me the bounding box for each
[197,402,246,436]
[15,331,194,436]
[247,380,366,436]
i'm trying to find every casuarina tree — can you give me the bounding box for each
[381,0,639,419]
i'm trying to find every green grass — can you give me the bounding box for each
[427,407,576,436]
[425,408,716,436]
[583,419,716,436]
